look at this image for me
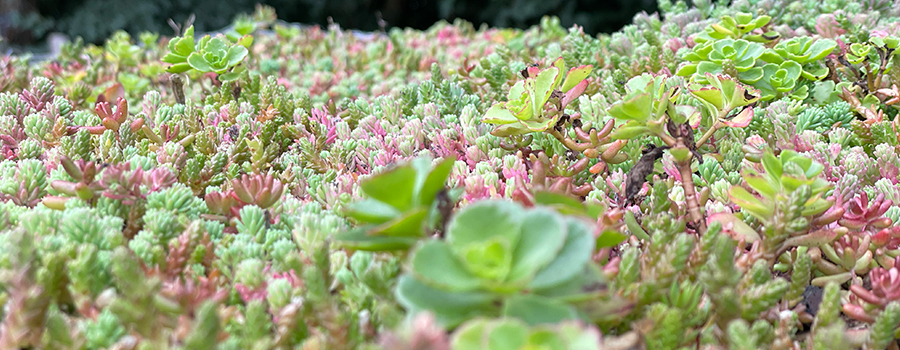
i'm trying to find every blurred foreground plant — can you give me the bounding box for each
[337,156,459,252]
[396,200,623,328]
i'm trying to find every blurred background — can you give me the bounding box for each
[1,0,658,46]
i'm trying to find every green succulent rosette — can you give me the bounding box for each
[395,200,610,328]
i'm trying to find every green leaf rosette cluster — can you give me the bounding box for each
[730,150,833,221]
[482,57,592,136]
[396,200,606,328]
[338,156,458,251]
[162,26,251,81]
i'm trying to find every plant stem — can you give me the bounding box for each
[697,107,734,149]
[696,122,722,149]
[676,137,706,234]
[657,132,676,147]
[548,128,591,152]
[678,162,706,232]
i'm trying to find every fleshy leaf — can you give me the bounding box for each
[412,241,483,292]
[691,87,724,111]
[218,72,240,82]
[520,116,559,132]
[508,81,526,101]
[707,212,760,242]
[807,39,837,62]
[370,208,428,237]
[166,62,193,73]
[225,45,249,67]
[533,191,585,215]
[482,104,519,125]
[561,65,593,93]
[761,152,783,178]
[595,230,627,248]
[550,57,566,88]
[491,123,532,137]
[187,52,214,72]
[506,208,567,284]
[487,320,529,350]
[361,165,417,211]
[529,219,594,290]
[610,124,650,140]
[744,176,777,198]
[609,92,652,121]
[561,80,588,107]
[502,295,580,325]
[533,66,560,113]
[396,276,497,328]
[729,186,774,219]
[450,319,491,350]
[723,106,753,127]
[344,199,401,224]
[413,155,456,207]
[447,201,523,252]
[336,228,419,251]
[676,63,699,77]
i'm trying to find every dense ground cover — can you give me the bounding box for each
[2,1,900,349]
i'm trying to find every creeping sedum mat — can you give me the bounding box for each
[2,1,900,349]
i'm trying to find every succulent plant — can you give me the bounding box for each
[162,26,251,81]
[337,155,459,251]
[4,1,900,348]
[481,57,592,136]
[844,256,900,323]
[726,150,835,260]
[756,61,809,101]
[759,37,837,80]
[450,317,603,350]
[395,200,613,328]
[693,12,779,44]
[678,39,766,84]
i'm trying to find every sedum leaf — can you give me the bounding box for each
[370,208,428,237]
[502,294,580,325]
[360,165,417,211]
[707,212,760,242]
[482,104,519,125]
[506,207,567,284]
[396,275,497,328]
[530,219,595,290]
[561,65,593,93]
[412,155,456,207]
[729,186,774,219]
[412,241,483,292]
[187,52,214,72]
[447,201,523,253]
[225,45,248,67]
[609,92,652,122]
[344,198,401,224]
[532,66,560,115]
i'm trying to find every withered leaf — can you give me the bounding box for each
[624,144,669,205]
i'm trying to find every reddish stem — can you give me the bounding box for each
[676,143,706,233]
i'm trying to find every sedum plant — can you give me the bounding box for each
[609,73,758,231]
[759,37,837,81]
[395,200,613,328]
[727,150,835,261]
[693,12,779,44]
[162,26,251,81]
[450,317,602,350]
[337,155,459,251]
[677,39,767,85]
[7,1,900,349]
[481,57,592,136]
[754,61,808,101]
